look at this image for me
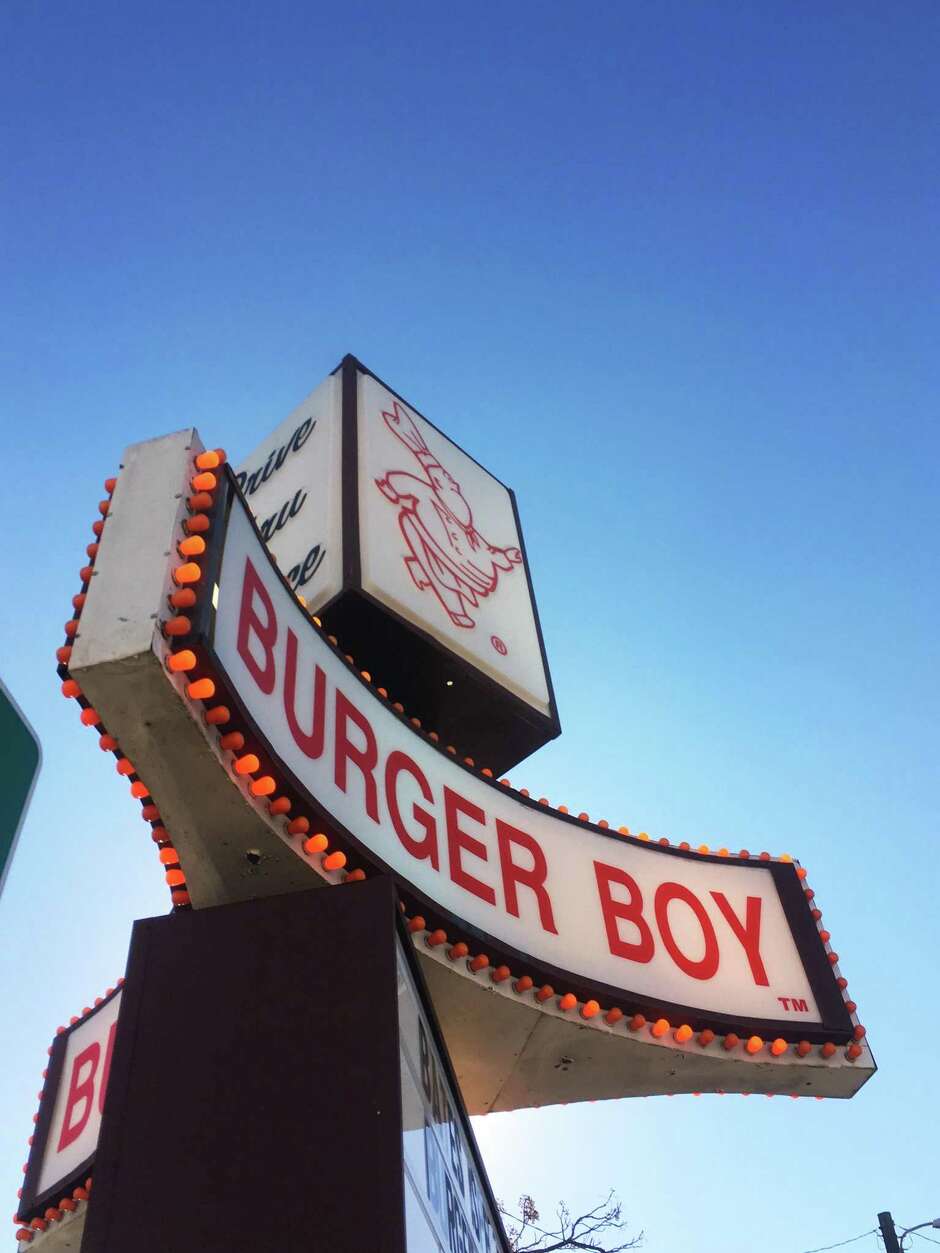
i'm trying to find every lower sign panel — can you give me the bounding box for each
[18,987,122,1226]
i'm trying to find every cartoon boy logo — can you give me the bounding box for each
[375,401,522,629]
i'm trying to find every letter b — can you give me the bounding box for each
[57,1043,101,1152]
[236,556,277,694]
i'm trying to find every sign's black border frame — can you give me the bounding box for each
[192,468,853,1046]
[17,985,123,1224]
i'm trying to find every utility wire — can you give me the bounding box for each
[800,1230,878,1253]
[501,1219,888,1253]
[910,1233,940,1248]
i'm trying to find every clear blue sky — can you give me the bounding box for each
[1,3,938,1249]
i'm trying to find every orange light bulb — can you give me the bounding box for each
[169,587,197,609]
[178,535,206,558]
[171,563,201,586]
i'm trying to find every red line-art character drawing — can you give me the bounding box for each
[375,401,522,629]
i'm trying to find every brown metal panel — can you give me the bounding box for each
[82,879,407,1253]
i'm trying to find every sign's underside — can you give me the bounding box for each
[62,429,873,1109]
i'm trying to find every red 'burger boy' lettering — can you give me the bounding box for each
[212,501,821,1026]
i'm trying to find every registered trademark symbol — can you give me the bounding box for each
[490,635,508,655]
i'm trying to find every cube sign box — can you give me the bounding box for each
[235,356,560,774]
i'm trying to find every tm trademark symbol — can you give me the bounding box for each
[490,635,508,656]
[777,996,809,1012]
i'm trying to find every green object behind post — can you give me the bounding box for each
[0,677,41,897]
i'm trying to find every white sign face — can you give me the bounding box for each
[36,990,122,1197]
[398,939,502,1253]
[213,497,825,1026]
[357,374,551,716]
[234,373,342,611]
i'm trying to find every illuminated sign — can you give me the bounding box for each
[213,489,838,1034]
[18,987,122,1227]
[236,356,560,773]
[67,428,873,1105]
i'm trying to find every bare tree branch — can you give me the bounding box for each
[499,1191,642,1252]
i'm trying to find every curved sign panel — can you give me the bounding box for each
[206,476,850,1042]
[67,430,869,1106]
